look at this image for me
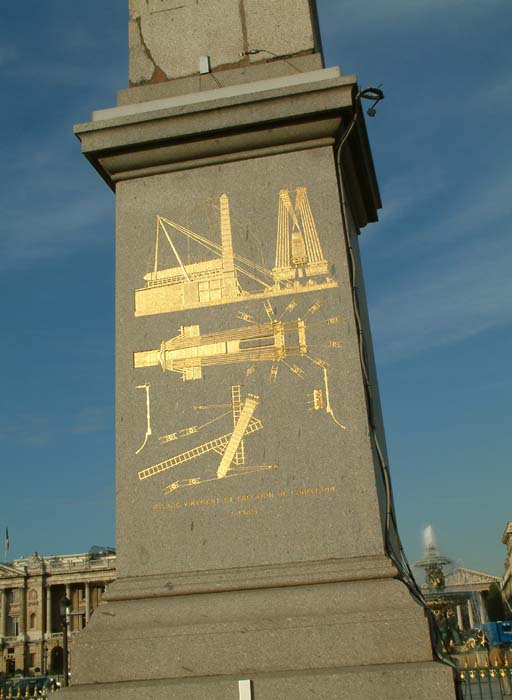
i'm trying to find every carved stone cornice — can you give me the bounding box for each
[74,67,381,229]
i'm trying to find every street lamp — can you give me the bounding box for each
[59,596,71,687]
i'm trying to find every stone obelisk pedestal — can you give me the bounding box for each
[66,2,456,697]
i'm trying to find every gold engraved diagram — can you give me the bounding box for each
[307,369,346,430]
[135,383,152,454]
[138,386,276,494]
[134,188,337,317]
[133,318,308,381]
[133,300,347,432]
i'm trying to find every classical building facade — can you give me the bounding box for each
[0,549,116,676]
[503,521,512,609]
[415,527,501,650]
[444,567,501,632]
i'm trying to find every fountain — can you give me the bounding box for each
[415,526,469,652]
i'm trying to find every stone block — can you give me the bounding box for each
[59,660,455,699]
[245,0,319,60]
[118,54,324,105]
[69,577,434,684]
[128,0,321,85]
[129,0,244,84]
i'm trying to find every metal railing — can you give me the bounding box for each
[455,654,512,699]
[0,680,61,698]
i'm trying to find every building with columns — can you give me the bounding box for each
[0,549,116,677]
[503,522,512,610]
[443,567,500,633]
[415,526,500,650]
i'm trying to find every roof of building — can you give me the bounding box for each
[0,549,116,581]
[444,566,500,588]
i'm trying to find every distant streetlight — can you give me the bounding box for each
[59,596,71,687]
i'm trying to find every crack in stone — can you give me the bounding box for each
[150,5,186,12]
[238,0,250,66]
[133,14,168,85]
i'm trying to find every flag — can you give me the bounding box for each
[4,527,9,551]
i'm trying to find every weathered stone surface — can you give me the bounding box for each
[128,0,321,85]
[70,577,433,684]
[128,13,154,84]
[131,0,244,83]
[245,0,319,61]
[119,54,324,106]
[58,661,456,700]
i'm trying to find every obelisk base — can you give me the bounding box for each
[58,561,456,698]
[59,662,455,700]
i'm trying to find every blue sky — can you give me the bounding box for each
[1,1,510,578]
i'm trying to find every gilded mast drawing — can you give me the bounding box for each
[133,318,308,381]
[134,187,337,317]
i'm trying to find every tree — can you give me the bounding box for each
[485,583,506,621]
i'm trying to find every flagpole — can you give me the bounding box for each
[4,527,9,563]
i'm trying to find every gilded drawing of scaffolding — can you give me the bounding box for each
[138,385,276,494]
[274,187,329,280]
[134,187,337,317]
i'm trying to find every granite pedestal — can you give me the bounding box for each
[63,2,457,697]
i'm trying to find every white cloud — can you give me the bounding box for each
[366,162,512,258]
[371,241,512,361]
[366,167,512,361]
[0,191,112,271]
[0,117,113,271]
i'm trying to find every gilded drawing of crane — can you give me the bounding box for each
[134,188,337,317]
[138,385,276,494]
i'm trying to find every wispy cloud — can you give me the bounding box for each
[371,242,512,361]
[0,119,113,271]
[0,19,121,276]
[365,161,512,258]
[0,415,51,447]
[367,167,512,361]
[0,405,113,446]
[71,407,113,435]
[376,166,449,227]
[0,192,112,271]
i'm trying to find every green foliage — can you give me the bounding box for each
[485,583,506,621]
